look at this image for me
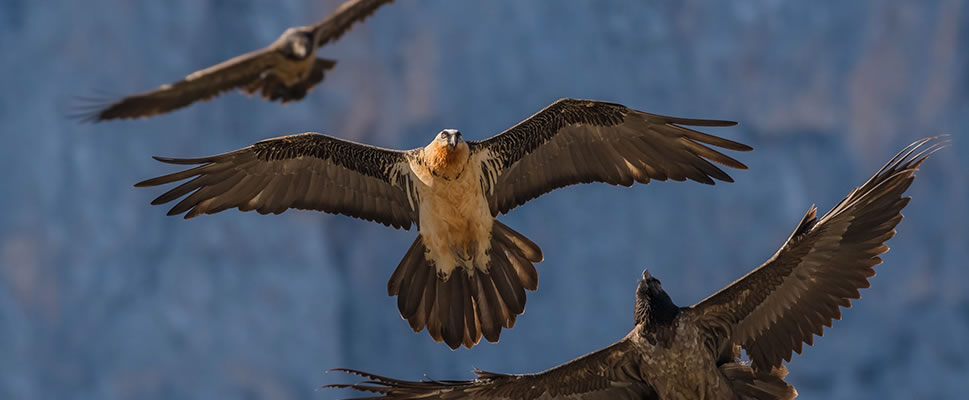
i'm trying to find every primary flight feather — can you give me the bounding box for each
[136,98,751,349]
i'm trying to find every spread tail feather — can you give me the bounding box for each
[721,362,797,400]
[387,222,542,349]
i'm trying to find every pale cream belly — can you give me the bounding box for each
[414,167,494,277]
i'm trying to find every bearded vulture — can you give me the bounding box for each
[82,0,393,121]
[135,98,752,349]
[325,137,942,398]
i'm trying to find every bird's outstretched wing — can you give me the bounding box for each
[309,0,394,48]
[135,133,419,230]
[689,137,944,372]
[469,98,752,216]
[325,338,657,399]
[81,48,297,121]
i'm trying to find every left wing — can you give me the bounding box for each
[469,98,752,216]
[325,338,657,399]
[688,137,943,372]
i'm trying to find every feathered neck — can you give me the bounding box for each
[423,141,470,181]
[634,277,680,331]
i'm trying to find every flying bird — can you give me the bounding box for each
[135,98,751,349]
[326,137,942,399]
[81,0,393,121]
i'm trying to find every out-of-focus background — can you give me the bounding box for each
[0,1,966,399]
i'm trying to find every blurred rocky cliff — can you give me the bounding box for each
[0,0,966,399]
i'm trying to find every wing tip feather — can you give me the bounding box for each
[698,137,943,374]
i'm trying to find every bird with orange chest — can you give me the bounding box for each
[134,98,751,349]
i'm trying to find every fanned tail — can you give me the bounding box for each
[721,362,797,400]
[387,220,543,349]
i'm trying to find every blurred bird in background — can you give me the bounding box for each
[79,0,394,121]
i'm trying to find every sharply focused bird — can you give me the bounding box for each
[81,0,393,121]
[326,137,942,399]
[135,98,751,349]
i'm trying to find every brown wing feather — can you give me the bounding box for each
[690,137,945,372]
[324,338,657,399]
[135,132,419,229]
[84,48,284,121]
[469,98,752,216]
[310,0,394,47]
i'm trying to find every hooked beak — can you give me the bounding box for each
[447,134,458,149]
[642,269,652,280]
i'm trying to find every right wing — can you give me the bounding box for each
[326,339,657,399]
[309,0,395,47]
[689,137,944,371]
[469,99,750,216]
[135,132,419,230]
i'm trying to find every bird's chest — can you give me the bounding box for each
[636,323,734,400]
[413,166,492,274]
[417,166,488,224]
[276,55,316,84]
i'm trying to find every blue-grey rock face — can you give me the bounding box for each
[0,1,966,399]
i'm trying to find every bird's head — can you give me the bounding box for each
[424,129,470,179]
[280,27,314,60]
[634,269,679,328]
[436,129,465,150]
